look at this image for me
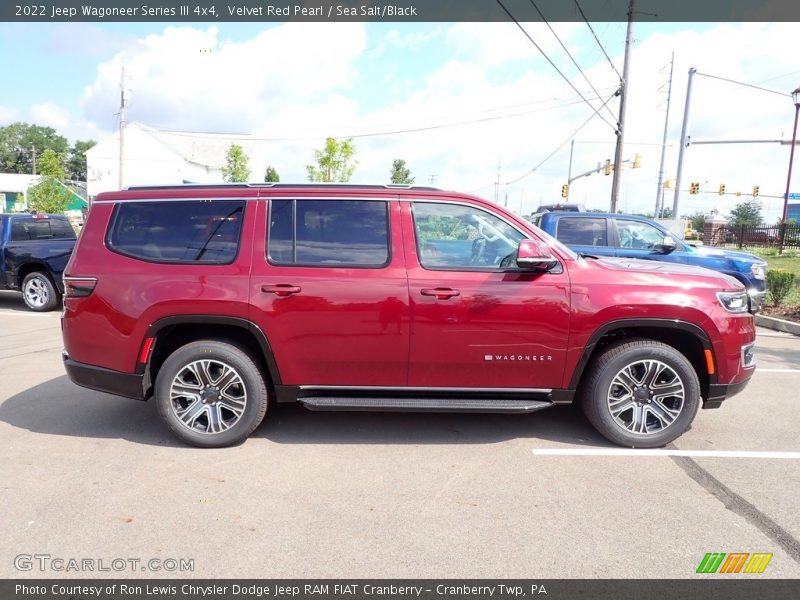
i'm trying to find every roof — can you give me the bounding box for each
[125,183,442,192]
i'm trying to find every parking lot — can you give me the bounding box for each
[1,289,799,579]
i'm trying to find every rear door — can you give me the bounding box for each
[554,215,614,256]
[403,199,570,389]
[248,196,410,387]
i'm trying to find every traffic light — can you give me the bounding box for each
[664,179,673,189]
[561,184,569,199]
[753,185,760,197]
[603,159,612,176]
[633,153,642,169]
[689,182,699,194]
[719,184,726,195]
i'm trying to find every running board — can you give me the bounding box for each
[299,397,552,413]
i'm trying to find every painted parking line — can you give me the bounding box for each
[0,311,55,317]
[756,368,800,373]
[532,449,800,459]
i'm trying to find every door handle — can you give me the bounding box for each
[261,284,302,297]
[420,287,461,300]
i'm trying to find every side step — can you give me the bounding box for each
[299,396,552,413]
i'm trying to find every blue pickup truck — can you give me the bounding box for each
[0,213,77,311]
[532,211,768,309]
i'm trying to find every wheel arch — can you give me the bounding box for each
[569,319,715,404]
[141,316,281,400]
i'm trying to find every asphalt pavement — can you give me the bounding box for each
[1,289,798,579]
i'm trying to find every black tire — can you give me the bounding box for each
[21,271,59,312]
[581,338,700,448]
[155,339,268,448]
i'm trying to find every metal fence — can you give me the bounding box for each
[720,223,800,250]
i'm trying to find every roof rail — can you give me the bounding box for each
[124,183,443,192]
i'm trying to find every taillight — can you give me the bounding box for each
[63,276,97,298]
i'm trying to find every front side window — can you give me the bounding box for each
[616,219,668,250]
[412,202,525,269]
[268,199,389,267]
[108,200,244,263]
[556,217,607,247]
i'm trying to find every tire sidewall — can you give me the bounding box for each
[22,272,58,312]
[155,341,267,448]
[588,344,700,448]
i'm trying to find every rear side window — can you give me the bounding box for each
[268,199,389,267]
[108,200,245,263]
[11,219,52,240]
[556,217,607,247]
[50,218,77,239]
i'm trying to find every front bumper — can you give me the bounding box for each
[63,352,145,401]
[704,378,752,409]
[749,289,767,313]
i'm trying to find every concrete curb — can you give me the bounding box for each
[755,314,800,336]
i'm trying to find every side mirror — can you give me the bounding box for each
[516,239,558,272]
[654,235,677,253]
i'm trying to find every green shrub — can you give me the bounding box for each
[766,269,796,306]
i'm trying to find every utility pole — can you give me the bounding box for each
[655,53,674,218]
[566,140,575,198]
[494,160,501,204]
[31,145,36,175]
[428,174,437,186]
[610,0,635,213]
[118,65,127,190]
[672,67,697,217]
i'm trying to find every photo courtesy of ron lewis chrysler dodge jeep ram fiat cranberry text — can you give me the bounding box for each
[61,184,756,448]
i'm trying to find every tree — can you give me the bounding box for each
[66,140,96,181]
[222,143,250,182]
[264,165,280,182]
[659,207,674,219]
[389,159,414,184]
[27,149,71,213]
[688,211,706,232]
[727,199,763,228]
[0,122,69,174]
[306,137,357,182]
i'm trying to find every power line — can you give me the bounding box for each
[695,72,791,98]
[527,0,616,121]
[504,91,618,185]
[574,0,622,80]
[494,0,617,133]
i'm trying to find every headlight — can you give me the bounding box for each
[717,291,749,313]
[751,264,766,280]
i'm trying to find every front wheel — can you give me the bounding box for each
[581,339,700,448]
[22,272,59,312]
[155,340,268,448]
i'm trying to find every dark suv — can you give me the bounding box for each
[62,184,756,448]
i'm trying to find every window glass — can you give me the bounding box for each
[11,219,52,240]
[556,217,607,246]
[616,219,667,249]
[412,202,525,269]
[268,199,389,267]
[50,218,77,239]
[108,200,244,263]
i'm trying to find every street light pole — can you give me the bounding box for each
[781,87,800,224]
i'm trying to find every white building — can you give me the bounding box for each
[0,173,41,211]
[85,122,270,198]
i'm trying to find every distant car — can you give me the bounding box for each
[0,213,77,311]
[534,203,585,213]
[532,211,768,310]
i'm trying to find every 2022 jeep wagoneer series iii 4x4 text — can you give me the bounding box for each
[61,184,756,448]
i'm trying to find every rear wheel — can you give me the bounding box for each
[581,339,700,448]
[155,340,268,448]
[22,272,58,312]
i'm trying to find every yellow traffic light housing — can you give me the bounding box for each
[689,182,699,194]
[753,185,760,197]
[633,153,641,169]
[561,184,569,199]
[603,159,612,176]
[719,184,726,196]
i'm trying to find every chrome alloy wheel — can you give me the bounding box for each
[24,277,49,308]
[606,359,685,435]
[169,359,247,435]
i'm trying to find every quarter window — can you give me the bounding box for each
[108,200,244,263]
[268,199,389,267]
[412,202,525,269]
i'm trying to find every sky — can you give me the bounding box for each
[1,19,799,221]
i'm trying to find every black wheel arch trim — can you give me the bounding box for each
[141,315,282,386]
[568,318,716,390]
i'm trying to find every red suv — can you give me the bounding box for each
[62,184,756,448]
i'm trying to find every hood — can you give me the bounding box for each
[592,257,744,290]
[692,245,766,265]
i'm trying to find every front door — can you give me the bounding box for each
[403,200,570,390]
